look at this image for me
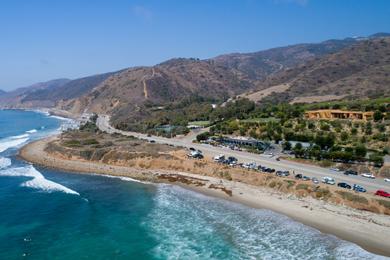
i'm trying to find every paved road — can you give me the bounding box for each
[97,115,390,193]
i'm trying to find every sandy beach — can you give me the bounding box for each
[19,137,390,257]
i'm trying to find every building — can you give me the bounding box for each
[216,136,269,150]
[305,109,374,121]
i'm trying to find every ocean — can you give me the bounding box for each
[0,109,386,259]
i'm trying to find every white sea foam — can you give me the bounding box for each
[26,129,37,134]
[0,165,79,195]
[50,115,72,122]
[92,173,150,184]
[0,157,11,169]
[0,137,29,153]
[10,134,29,139]
[144,185,384,260]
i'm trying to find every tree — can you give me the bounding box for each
[373,110,384,121]
[369,153,384,167]
[354,144,367,158]
[293,143,304,158]
[365,122,372,135]
[283,141,292,151]
[340,131,349,141]
[196,132,210,142]
[315,133,335,149]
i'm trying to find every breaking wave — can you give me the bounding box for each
[26,129,37,134]
[0,165,79,195]
[144,185,384,260]
[100,173,150,184]
[0,157,11,169]
[0,136,29,153]
[10,134,29,139]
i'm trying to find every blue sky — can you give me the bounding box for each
[1,0,389,90]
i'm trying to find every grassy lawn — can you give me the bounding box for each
[188,121,211,127]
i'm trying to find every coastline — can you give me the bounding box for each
[19,136,390,257]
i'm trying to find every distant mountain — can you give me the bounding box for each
[0,79,70,108]
[21,72,116,105]
[2,33,389,127]
[243,37,390,104]
[0,89,6,96]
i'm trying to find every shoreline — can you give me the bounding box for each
[19,137,390,257]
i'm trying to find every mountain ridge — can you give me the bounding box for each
[1,33,389,130]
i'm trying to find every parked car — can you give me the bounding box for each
[361,173,375,179]
[302,176,311,181]
[213,154,225,162]
[385,178,390,183]
[322,177,335,185]
[337,182,352,189]
[344,170,358,176]
[295,174,303,179]
[276,170,289,177]
[330,168,341,172]
[375,190,390,198]
[312,177,319,184]
[353,184,366,193]
[187,150,203,159]
[227,156,238,163]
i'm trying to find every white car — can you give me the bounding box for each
[213,154,225,162]
[361,173,375,179]
[330,168,340,172]
[322,177,335,185]
[384,178,390,183]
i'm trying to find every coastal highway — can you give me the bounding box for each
[97,115,390,193]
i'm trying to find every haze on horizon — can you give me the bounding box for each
[1,0,389,91]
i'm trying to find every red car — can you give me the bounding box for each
[375,190,390,198]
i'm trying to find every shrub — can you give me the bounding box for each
[284,180,296,189]
[315,188,332,200]
[296,183,309,190]
[336,191,368,204]
[196,131,210,142]
[377,199,390,209]
[82,138,99,145]
[63,140,82,147]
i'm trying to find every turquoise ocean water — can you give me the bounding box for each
[0,109,386,259]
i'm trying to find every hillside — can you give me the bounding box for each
[21,72,116,105]
[2,33,389,130]
[242,37,390,104]
[58,59,253,128]
[57,36,379,129]
[7,35,371,112]
[0,79,70,108]
[212,37,359,81]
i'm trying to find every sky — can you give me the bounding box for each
[0,0,389,90]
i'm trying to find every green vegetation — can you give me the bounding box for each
[296,183,309,190]
[284,180,296,189]
[206,97,389,165]
[63,140,82,147]
[196,131,211,142]
[188,121,211,127]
